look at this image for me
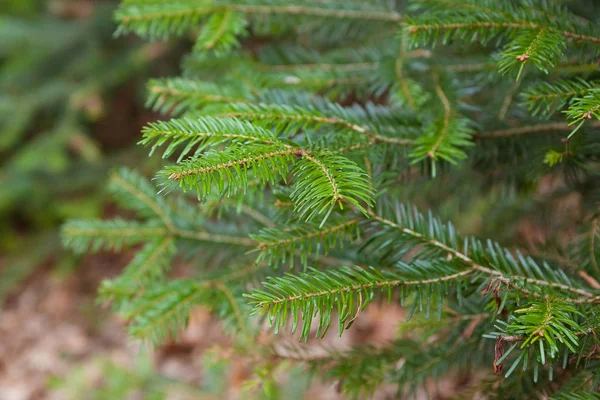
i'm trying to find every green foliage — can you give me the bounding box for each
[498,28,566,79]
[194,10,248,55]
[523,78,600,118]
[0,2,156,298]
[247,261,468,341]
[63,0,600,397]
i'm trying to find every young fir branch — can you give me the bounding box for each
[406,0,600,48]
[484,298,588,380]
[116,279,252,344]
[161,142,296,195]
[564,90,600,137]
[160,128,375,224]
[61,219,169,253]
[498,28,566,79]
[146,78,253,115]
[522,78,600,118]
[212,102,415,148]
[193,10,248,56]
[246,262,470,342]
[140,116,279,161]
[290,153,373,223]
[251,217,362,270]
[409,74,474,175]
[62,168,258,253]
[362,204,600,303]
[119,237,176,283]
[215,102,372,138]
[115,0,402,41]
[406,0,600,79]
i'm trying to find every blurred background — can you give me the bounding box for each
[0,0,179,398]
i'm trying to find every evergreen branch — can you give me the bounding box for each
[252,217,362,269]
[193,10,247,55]
[116,0,402,40]
[146,78,251,115]
[407,21,600,48]
[486,298,586,377]
[115,276,252,344]
[173,228,257,247]
[218,102,369,137]
[429,72,452,157]
[217,102,414,146]
[564,91,600,135]
[522,78,600,118]
[108,168,174,230]
[499,28,566,79]
[408,74,474,173]
[162,143,296,198]
[121,237,176,282]
[61,219,168,253]
[475,121,600,138]
[159,126,374,223]
[365,206,600,303]
[291,152,374,223]
[61,218,256,251]
[409,114,474,172]
[246,263,471,341]
[140,116,278,160]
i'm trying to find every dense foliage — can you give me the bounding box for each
[63,0,600,397]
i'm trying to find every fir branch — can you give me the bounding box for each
[146,78,251,115]
[522,78,600,118]
[62,218,257,250]
[116,0,403,40]
[140,116,278,160]
[365,206,600,303]
[499,28,566,79]
[173,228,257,247]
[246,263,471,341]
[291,152,374,223]
[193,10,247,55]
[162,143,296,197]
[217,102,414,146]
[120,237,176,282]
[108,168,174,230]
[485,298,587,378]
[476,121,600,139]
[252,217,361,269]
[408,73,474,174]
[61,219,168,253]
[564,90,600,135]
